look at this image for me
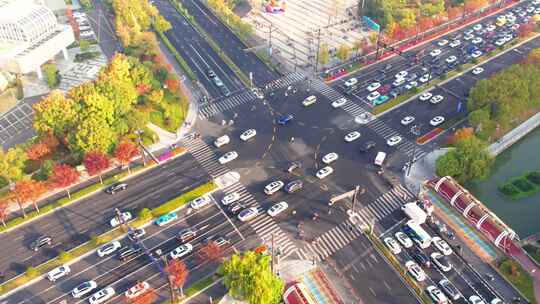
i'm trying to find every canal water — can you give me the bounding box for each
[467,126,540,239]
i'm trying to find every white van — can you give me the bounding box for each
[374,152,386,166]
[213,135,230,148]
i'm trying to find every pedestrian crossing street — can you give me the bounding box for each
[180,137,298,257]
[298,185,415,262]
[311,78,427,159]
[198,90,257,120]
[263,72,306,91]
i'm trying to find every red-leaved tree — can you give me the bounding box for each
[165,259,189,298]
[50,164,80,198]
[26,143,51,162]
[84,151,110,184]
[164,78,180,93]
[13,180,48,214]
[518,22,535,38]
[115,141,139,173]
[198,242,223,264]
[0,198,10,227]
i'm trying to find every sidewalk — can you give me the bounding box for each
[488,111,540,156]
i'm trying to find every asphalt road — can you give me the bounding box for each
[0,154,209,281]
[181,0,280,86]
[87,0,122,60]
[154,0,245,99]
[3,200,248,304]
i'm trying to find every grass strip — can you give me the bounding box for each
[168,0,251,87]
[156,29,197,82]
[0,182,216,296]
[365,231,431,304]
[185,275,215,297]
[497,258,536,304]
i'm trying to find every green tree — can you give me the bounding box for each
[318,43,330,67]
[33,90,77,139]
[0,147,27,183]
[79,39,91,52]
[336,44,350,62]
[398,8,416,29]
[436,135,493,183]
[43,63,59,88]
[153,15,172,33]
[220,251,284,304]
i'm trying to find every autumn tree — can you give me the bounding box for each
[13,180,48,214]
[518,22,535,38]
[127,284,158,304]
[198,242,223,264]
[26,143,51,161]
[0,147,28,184]
[165,259,189,298]
[336,44,350,62]
[318,43,330,67]
[84,151,110,184]
[447,127,474,145]
[220,251,284,304]
[115,141,139,173]
[0,198,10,227]
[49,164,80,198]
[524,48,540,65]
[33,90,77,139]
[153,15,172,33]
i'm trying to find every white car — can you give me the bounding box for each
[72,280,98,298]
[110,211,132,227]
[170,243,193,259]
[419,74,431,83]
[430,116,445,126]
[430,49,442,57]
[401,116,415,126]
[97,241,122,258]
[395,70,408,79]
[392,78,406,87]
[395,231,413,248]
[47,265,70,282]
[267,201,288,217]
[238,207,259,222]
[221,192,240,206]
[437,39,448,46]
[240,129,256,141]
[405,261,426,282]
[316,166,334,179]
[431,252,452,272]
[331,97,347,108]
[495,39,506,46]
[366,91,380,101]
[464,33,474,41]
[430,95,444,104]
[264,181,284,195]
[449,40,461,48]
[472,67,484,75]
[471,50,483,58]
[469,295,487,304]
[190,196,210,209]
[432,237,453,255]
[125,281,150,299]
[427,285,449,304]
[89,287,116,304]
[386,135,402,147]
[384,237,401,255]
[473,24,483,31]
[445,56,457,64]
[322,152,338,164]
[366,82,381,92]
[490,298,503,304]
[344,78,358,87]
[219,151,238,164]
[486,24,496,32]
[419,92,433,101]
[404,81,418,90]
[302,95,317,106]
[344,131,361,142]
[472,37,483,44]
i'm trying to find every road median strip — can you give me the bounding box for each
[156,28,198,82]
[0,181,216,297]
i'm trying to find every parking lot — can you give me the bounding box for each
[0,102,34,148]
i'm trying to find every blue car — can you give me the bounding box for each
[373,95,389,105]
[155,212,178,226]
[277,114,294,125]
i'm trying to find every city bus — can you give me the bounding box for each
[403,220,432,249]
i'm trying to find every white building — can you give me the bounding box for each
[0,0,74,78]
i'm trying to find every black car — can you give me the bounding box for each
[439,279,461,300]
[285,180,303,193]
[412,251,431,268]
[127,228,145,241]
[207,69,216,78]
[286,161,302,173]
[177,228,196,243]
[30,235,52,251]
[228,202,244,215]
[360,141,376,152]
[106,183,128,194]
[117,244,142,261]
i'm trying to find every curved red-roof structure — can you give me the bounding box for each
[427,176,521,256]
[283,282,317,304]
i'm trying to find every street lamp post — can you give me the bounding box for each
[134,129,146,166]
[406,125,421,177]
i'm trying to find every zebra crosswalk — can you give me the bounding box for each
[264,72,306,91]
[181,137,298,257]
[311,78,427,159]
[297,185,414,262]
[198,90,257,119]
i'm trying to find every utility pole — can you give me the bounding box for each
[135,129,146,166]
[351,186,366,214]
[114,208,128,231]
[268,23,273,57]
[314,28,322,74]
[157,249,177,303]
[407,125,421,177]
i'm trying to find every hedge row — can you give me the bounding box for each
[498,171,540,200]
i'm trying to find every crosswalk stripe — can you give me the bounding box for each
[329,228,347,248]
[334,226,351,245]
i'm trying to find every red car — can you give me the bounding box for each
[377,84,391,95]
